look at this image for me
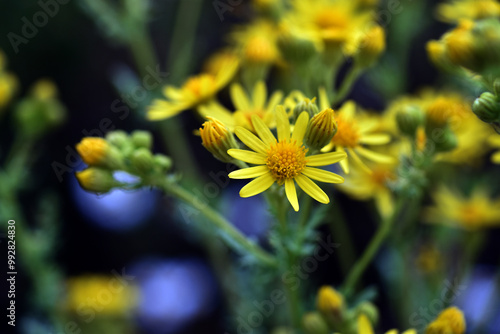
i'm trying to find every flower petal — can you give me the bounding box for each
[239,172,275,197]
[295,174,329,204]
[319,86,330,111]
[234,127,268,154]
[198,101,235,129]
[227,149,266,164]
[302,167,344,183]
[265,91,284,113]
[337,147,349,173]
[252,115,277,145]
[348,148,372,174]
[306,151,347,166]
[252,81,267,109]
[359,134,391,145]
[276,105,291,141]
[146,100,190,121]
[229,166,269,179]
[355,146,395,163]
[492,151,500,164]
[230,83,250,111]
[285,179,299,211]
[292,112,309,144]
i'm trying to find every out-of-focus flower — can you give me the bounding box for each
[357,313,417,334]
[424,185,500,230]
[147,58,238,120]
[199,117,239,163]
[316,286,344,323]
[322,101,394,174]
[436,0,500,23]
[302,312,329,334]
[76,137,124,170]
[228,107,346,211]
[489,134,500,163]
[202,49,240,76]
[198,81,283,132]
[346,24,386,67]
[425,307,466,334]
[0,50,18,110]
[75,168,121,194]
[231,20,281,65]
[65,275,139,314]
[415,244,443,274]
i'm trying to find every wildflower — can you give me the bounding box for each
[489,135,500,163]
[322,101,394,174]
[472,92,500,124]
[228,107,346,211]
[147,58,238,120]
[199,81,283,132]
[76,137,123,169]
[75,168,120,193]
[305,108,338,151]
[200,117,239,163]
[424,185,500,230]
[436,0,500,23]
[425,307,466,334]
[231,20,281,65]
[347,24,386,67]
[65,275,138,314]
[317,286,344,319]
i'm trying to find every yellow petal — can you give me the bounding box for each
[239,173,275,197]
[306,152,347,166]
[276,105,291,141]
[337,147,349,173]
[492,151,500,164]
[359,134,391,145]
[357,314,374,334]
[292,112,309,144]
[252,81,267,110]
[230,83,250,111]
[265,91,284,113]
[339,100,356,120]
[234,127,268,154]
[229,166,269,179]
[295,175,329,204]
[215,58,238,89]
[146,100,189,120]
[285,179,299,211]
[252,115,276,145]
[302,167,344,183]
[355,146,395,163]
[401,330,417,334]
[227,149,266,164]
[348,148,372,174]
[385,330,398,334]
[319,86,330,110]
[163,86,184,100]
[198,101,235,129]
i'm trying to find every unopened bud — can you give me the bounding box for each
[305,108,337,150]
[293,98,319,120]
[75,168,120,194]
[316,286,344,324]
[396,105,424,137]
[302,312,329,334]
[130,148,155,175]
[76,137,123,170]
[200,117,239,163]
[131,130,153,150]
[472,92,500,123]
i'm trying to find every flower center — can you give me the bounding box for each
[314,8,349,30]
[245,36,277,63]
[330,117,360,148]
[459,205,481,226]
[183,74,216,99]
[266,140,308,184]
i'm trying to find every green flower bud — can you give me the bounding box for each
[15,98,66,138]
[431,127,458,152]
[293,98,319,120]
[396,105,425,137]
[130,148,155,175]
[154,154,173,171]
[131,130,153,150]
[75,168,120,194]
[472,92,500,123]
[305,108,337,151]
[302,312,329,334]
[277,28,318,65]
[105,130,129,148]
[355,302,379,327]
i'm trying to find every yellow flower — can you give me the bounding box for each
[200,117,239,162]
[426,307,466,334]
[228,107,346,211]
[322,100,394,174]
[202,49,240,76]
[76,137,110,165]
[75,168,119,193]
[424,185,500,230]
[147,58,238,121]
[305,108,338,151]
[443,20,478,70]
[317,286,344,319]
[357,313,417,334]
[65,275,138,315]
[231,20,281,65]
[436,0,500,23]
[346,24,386,66]
[31,79,58,100]
[198,81,283,132]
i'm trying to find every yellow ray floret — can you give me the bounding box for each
[228,106,346,211]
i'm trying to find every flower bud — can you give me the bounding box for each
[200,117,239,163]
[154,154,173,171]
[444,20,479,71]
[305,108,337,150]
[355,302,379,327]
[356,25,386,67]
[76,137,123,170]
[302,312,329,334]
[31,79,57,101]
[105,130,129,149]
[472,92,500,123]
[432,127,458,153]
[396,105,424,137]
[15,94,66,138]
[425,97,454,129]
[316,286,344,324]
[75,168,120,194]
[293,98,319,120]
[277,25,318,64]
[0,73,17,110]
[426,307,465,334]
[131,130,153,150]
[130,148,155,175]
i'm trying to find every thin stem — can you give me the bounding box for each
[333,65,362,105]
[158,179,277,267]
[341,197,406,298]
[298,196,313,227]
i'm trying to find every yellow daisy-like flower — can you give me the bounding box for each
[228,106,346,211]
[198,81,283,132]
[147,59,238,121]
[322,100,394,174]
[424,185,500,230]
[230,20,281,65]
[436,0,500,23]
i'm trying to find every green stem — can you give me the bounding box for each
[158,179,277,267]
[328,201,356,277]
[333,65,362,105]
[341,197,406,298]
[298,196,313,227]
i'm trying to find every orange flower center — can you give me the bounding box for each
[330,117,360,148]
[266,140,308,183]
[314,9,348,30]
[183,74,216,100]
[245,36,277,63]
